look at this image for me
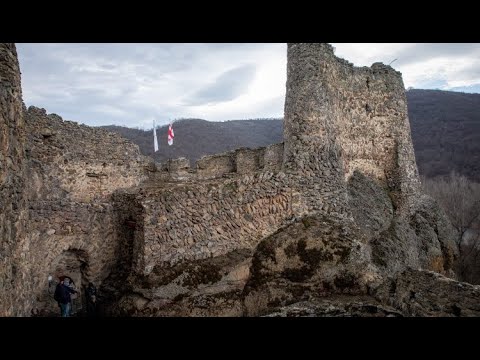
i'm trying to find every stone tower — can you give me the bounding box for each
[283,43,420,209]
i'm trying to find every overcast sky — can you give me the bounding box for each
[16,43,480,129]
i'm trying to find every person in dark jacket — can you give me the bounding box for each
[54,278,78,317]
[85,282,97,317]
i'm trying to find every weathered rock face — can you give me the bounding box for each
[0,43,475,317]
[243,214,379,316]
[348,170,458,277]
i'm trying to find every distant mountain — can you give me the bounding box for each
[100,89,480,180]
[406,89,480,180]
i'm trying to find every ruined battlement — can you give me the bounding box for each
[155,143,284,182]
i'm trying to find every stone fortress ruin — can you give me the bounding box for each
[1,43,479,317]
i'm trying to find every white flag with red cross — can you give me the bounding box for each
[168,123,174,146]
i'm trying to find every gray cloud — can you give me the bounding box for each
[183,64,256,106]
[453,62,480,81]
[394,43,480,67]
[16,44,276,127]
[255,95,285,118]
[14,43,480,129]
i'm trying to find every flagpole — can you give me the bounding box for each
[153,119,159,152]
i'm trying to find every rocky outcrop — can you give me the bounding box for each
[373,268,480,316]
[348,170,458,277]
[242,214,377,316]
[266,267,480,317]
[265,296,403,317]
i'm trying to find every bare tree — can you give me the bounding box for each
[458,233,480,283]
[422,172,480,240]
[422,172,480,283]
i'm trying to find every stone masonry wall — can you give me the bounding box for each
[261,143,283,172]
[20,107,155,314]
[0,43,29,316]
[196,152,236,180]
[130,172,295,275]
[129,166,352,276]
[25,200,120,314]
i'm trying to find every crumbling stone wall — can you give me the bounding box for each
[0,43,29,316]
[129,168,354,277]
[196,152,236,180]
[261,143,283,172]
[24,106,153,203]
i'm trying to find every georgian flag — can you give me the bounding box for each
[168,123,174,146]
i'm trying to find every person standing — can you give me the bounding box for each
[54,278,77,317]
[85,282,97,317]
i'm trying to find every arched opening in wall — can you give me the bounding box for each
[40,249,91,316]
